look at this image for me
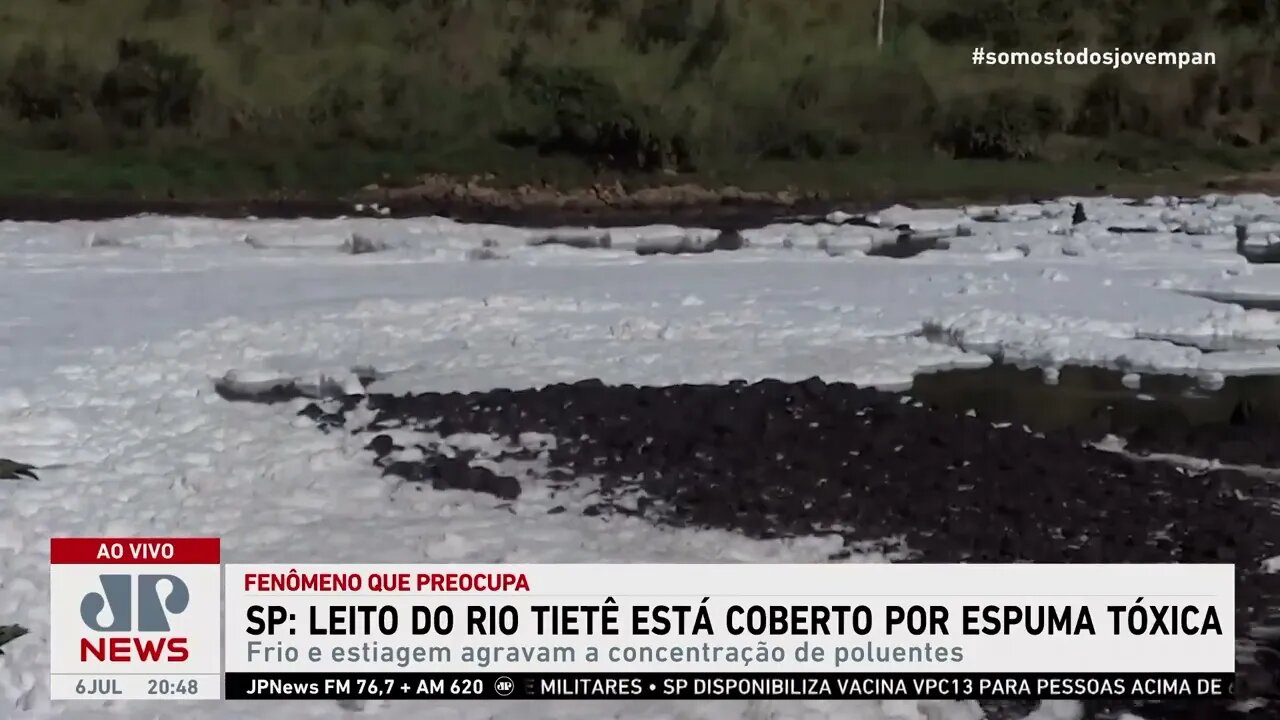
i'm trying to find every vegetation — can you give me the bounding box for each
[0,0,1277,200]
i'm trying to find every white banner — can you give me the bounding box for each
[49,537,224,701]
[223,563,1234,675]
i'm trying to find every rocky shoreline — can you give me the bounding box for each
[0,190,833,229]
[2,167,1276,227]
[0,172,1156,228]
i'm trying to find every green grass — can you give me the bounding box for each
[0,140,610,199]
[0,1,1276,202]
[0,141,1269,205]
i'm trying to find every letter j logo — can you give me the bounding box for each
[79,574,190,632]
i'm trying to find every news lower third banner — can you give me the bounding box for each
[50,538,1237,701]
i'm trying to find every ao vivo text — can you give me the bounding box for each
[93,541,178,561]
[81,540,188,664]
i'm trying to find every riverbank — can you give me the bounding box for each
[3,147,1279,225]
[4,0,1278,228]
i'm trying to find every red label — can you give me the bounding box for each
[51,537,220,564]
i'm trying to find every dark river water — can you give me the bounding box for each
[910,363,1280,433]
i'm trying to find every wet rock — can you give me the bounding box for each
[213,372,351,404]
[0,459,37,480]
[529,231,611,250]
[634,233,731,256]
[0,624,28,654]
[341,233,388,255]
[867,232,951,258]
[214,377,307,403]
[709,228,745,251]
[466,247,506,261]
[1107,224,1163,234]
[364,434,401,457]
[85,232,130,248]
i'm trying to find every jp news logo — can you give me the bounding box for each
[79,574,191,662]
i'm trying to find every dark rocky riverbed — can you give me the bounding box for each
[221,365,1280,720]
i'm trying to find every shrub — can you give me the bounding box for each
[95,38,203,132]
[1071,73,1151,137]
[501,63,692,171]
[916,1,1007,44]
[2,45,94,122]
[845,62,938,146]
[937,89,1062,160]
[142,0,187,21]
[675,0,731,86]
[629,0,696,52]
[306,78,370,143]
[741,65,863,160]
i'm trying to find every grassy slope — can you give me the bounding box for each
[0,0,1276,203]
[0,145,1251,206]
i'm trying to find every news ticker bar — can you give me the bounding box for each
[224,672,1236,700]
